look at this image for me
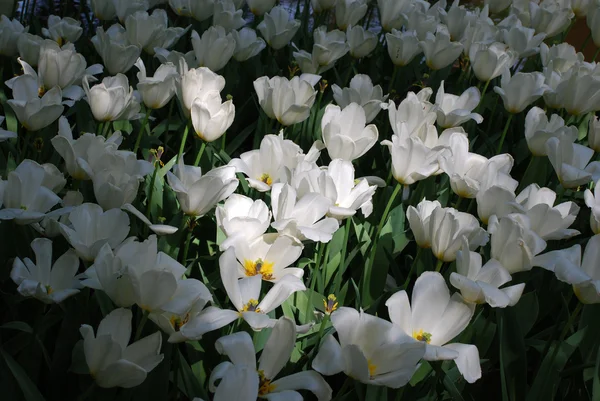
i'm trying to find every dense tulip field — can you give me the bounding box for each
[1,0,600,400]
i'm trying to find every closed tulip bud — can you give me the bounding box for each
[254,74,321,126]
[134,58,178,109]
[321,103,378,161]
[546,137,600,189]
[17,34,52,67]
[169,0,214,20]
[444,0,480,41]
[524,107,578,156]
[191,90,235,142]
[258,6,301,50]
[420,27,464,71]
[529,1,574,38]
[38,42,87,91]
[213,0,245,32]
[378,0,412,32]
[434,81,483,128]
[331,74,387,123]
[346,25,377,58]
[191,26,235,72]
[6,73,64,132]
[42,15,82,45]
[407,198,442,248]
[11,238,82,304]
[493,69,547,114]
[312,26,350,67]
[430,206,489,262]
[126,9,189,55]
[0,16,27,56]
[80,308,163,388]
[386,29,422,67]
[489,214,547,274]
[167,158,239,217]
[178,64,226,117]
[216,194,271,246]
[83,74,141,122]
[92,24,141,75]
[469,42,518,82]
[588,0,600,46]
[232,27,266,61]
[247,0,276,15]
[335,0,368,30]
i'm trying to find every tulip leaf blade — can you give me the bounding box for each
[0,347,46,401]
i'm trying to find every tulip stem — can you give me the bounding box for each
[101,121,111,138]
[20,130,32,162]
[496,114,514,154]
[403,247,422,288]
[144,163,160,237]
[580,33,591,52]
[389,66,399,93]
[178,123,190,162]
[334,217,352,295]
[435,259,444,273]
[194,141,207,167]
[133,108,151,154]
[593,48,600,62]
[134,310,149,341]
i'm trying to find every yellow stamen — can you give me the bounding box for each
[38,86,46,97]
[242,299,261,313]
[413,329,432,344]
[259,173,273,186]
[45,285,53,295]
[243,258,275,280]
[323,294,338,315]
[258,370,276,395]
[169,313,190,331]
[367,360,377,377]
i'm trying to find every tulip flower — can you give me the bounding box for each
[313,307,426,388]
[434,81,483,128]
[437,130,488,198]
[321,103,378,161]
[406,8,439,41]
[494,69,548,114]
[253,74,321,126]
[451,238,525,308]
[42,15,83,45]
[148,279,213,343]
[191,26,235,72]
[588,0,600,46]
[469,42,518,83]
[524,107,578,156]
[155,48,197,70]
[79,308,164,388]
[216,194,271,247]
[428,206,489,262]
[387,93,437,147]
[114,0,150,24]
[501,21,546,57]
[346,25,377,59]
[169,0,214,21]
[90,0,117,20]
[335,0,368,31]
[0,159,62,225]
[17,33,49,67]
[381,133,443,186]
[386,272,481,383]
[588,115,600,154]
[91,24,141,75]
[331,74,387,123]
[134,58,178,110]
[271,183,340,243]
[407,199,442,249]
[547,66,600,115]
[528,1,574,38]
[210,317,332,400]
[58,203,130,262]
[257,6,301,50]
[231,233,304,281]
[540,43,583,74]
[546,137,600,189]
[378,0,412,32]
[82,74,141,122]
[177,63,226,117]
[484,0,512,13]
[83,235,187,310]
[474,154,520,223]
[190,90,235,142]
[0,116,17,142]
[585,181,600,234]
[247,0,276,16]
[179,248,306,337]
[125,9,189,55]
[386,29,422,67]
[488,213,547,274]
[0,16,27,56]
[213,0,245,32]
[11,238,81,304]
[6,72,64,132]
[312,26,350,69]
[167,157,238,217]
[232,27,266,61]
[443,0,481,41]
[533,234,600,304]
[420,27,463,71]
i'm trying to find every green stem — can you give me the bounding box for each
[580,32,591,52]
[435,259,444,273]
[177,123,190,161]
[134,310,149,341]
[403,247,422,288]
[193,140,207,167]
[497,114,514,154]
[20,130,32,162]
[333,377,353,401]
[333,217,352,295]
[144,164,160,237]
[593,47,600,62]
[499,312,509,401]
[101,121,111,138]
[389,65,399,93]
[453,196,463,210]
[133,108,151,154]
[181,218,194,267]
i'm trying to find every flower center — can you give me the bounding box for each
[45,285,53,295]
[257,370,276,396]
[259,173,273,186]
[38,86,46,97]
[244,258,274,280]
[170,313,190,331]
[323,294,338,315]
[367,360,377,377]
[242,299,261,313]
[413,329,432,344]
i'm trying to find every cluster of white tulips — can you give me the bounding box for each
[2,0,600,399]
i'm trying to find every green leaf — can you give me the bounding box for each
[512,291,539,337]
[69,340,89,375]
[0,347,46,401]
[0,322,33,333]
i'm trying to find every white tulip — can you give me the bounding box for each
[540,42,583,74]
[177,62,226,117]
[524,107,578,156]
[90,0,117,20]
[386,29,422,67]
[377,0,413,32]
[232,28,266,61]
[213,0,246,32]
[501,21,546,57]
[126,9,189,55]
[381,133,442,186]
[114,0,150,23]
[0,16,27,56]
[387,92,438,147]
[190,90,235,142]
[191,26,236,72]
[346,25,377,58]
[257,5,301,50]
[546,137,600,189]
[247,0,276,16]
[469,42,518,82]
[42,15,82,45]
[169,0,214,21]
[17,33,49,67]
[11,238,81,304]
[493,69,548,114]
[420,27,464,71]
[407,199,442,249]
[92,24,142,75]
[331,74,387,123]
[434,81,483,128]
[588,0,600,46]
[216,194,271,247]
[321,103,378,161]
[335,0,368,30]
